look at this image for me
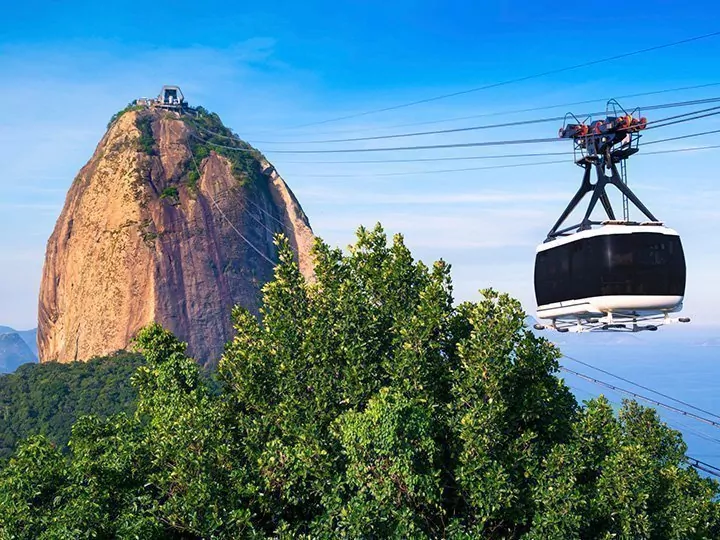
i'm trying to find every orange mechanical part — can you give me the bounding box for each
[617,115,633,129]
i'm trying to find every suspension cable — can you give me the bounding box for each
[644,128,720,146]
[273,138,720,166]
[687,457,720,478]
[274,31,720,131]
[268,82,720,137]
[644,108,720,131]
[243,97,720,145]
[191,108,720,155]
[190,131,561,154]
[566,384,720,479]
[668,417,720,446]
[559,365,720,429]
[173,124,277,266]
[568,383,720,446]
[246,198,287,227]
[275,144,720,179]
[562,354,720,421]
[133,185,286,243]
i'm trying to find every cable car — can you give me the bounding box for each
[534,102,690,332]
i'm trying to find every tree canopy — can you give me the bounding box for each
[0,225,717,539]
[0,352,143,461]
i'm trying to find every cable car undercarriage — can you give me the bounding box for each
[533,101,690,333]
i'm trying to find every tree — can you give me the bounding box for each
[0,352,144,461]
[0,225,717,538]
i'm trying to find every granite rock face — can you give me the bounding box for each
[38,108,314,366]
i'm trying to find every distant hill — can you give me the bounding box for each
[0,326,37,355]
[16,328,37,356]
[0,333,36,373]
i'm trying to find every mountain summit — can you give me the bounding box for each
[38,95,314,365]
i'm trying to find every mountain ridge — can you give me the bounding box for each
[0,333,36,373]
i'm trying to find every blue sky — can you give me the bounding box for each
[2,0,720,329]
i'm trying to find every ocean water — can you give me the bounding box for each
[549,326,720,473]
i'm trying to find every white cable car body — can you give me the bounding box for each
[535,224,686,331]
[533,102,690,333]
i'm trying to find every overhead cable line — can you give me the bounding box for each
[245,97,720,145]
[648,143,720,155]
[644,128,720,146]
[274,82,720,137]
[687,457,720,479]
[567,384,720,447]
[559,365,720,429]
[278,31,720,130]
[242,201,282,237]
[562,354,720,421]
[668,417,720,446]
[277,151,572,165]
[206,187,277,265]
[193,110,720,155]
[167,141,719,185]
[132,186,287,244]
[173,124,277,266]
[278,144,720,178]
[246,198,287,227]
[191,131,560,155]
[643,108,720,131]
[567,383,720,479]
[273,139,720,165]
[286,159,569,178]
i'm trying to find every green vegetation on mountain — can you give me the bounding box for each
[0,226,717,538]
[159,185,179,202]
[107,102,144,129]
[0,353,143,461]
[135,114,156,155]
[183,107,266,186]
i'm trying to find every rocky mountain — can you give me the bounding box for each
[1,328,38,357]
[18,328,38,356]
[38,104,314,366]
[0,333,36,373]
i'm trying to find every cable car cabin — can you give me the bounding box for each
[534,224,686,325]
[537,103,690,332]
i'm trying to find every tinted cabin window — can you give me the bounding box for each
[534,232,686,306]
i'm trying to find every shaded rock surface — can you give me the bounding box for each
[38,108,314,366]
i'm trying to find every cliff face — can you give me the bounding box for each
[38,108,314,366]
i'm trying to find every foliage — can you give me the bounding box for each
[0,225,717,538]
[186,169,200,192]
[183,107,266,187]
[136,114,156,155]
[107,102,145,129]
[160,186,179,200]
[0,352,143,461]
